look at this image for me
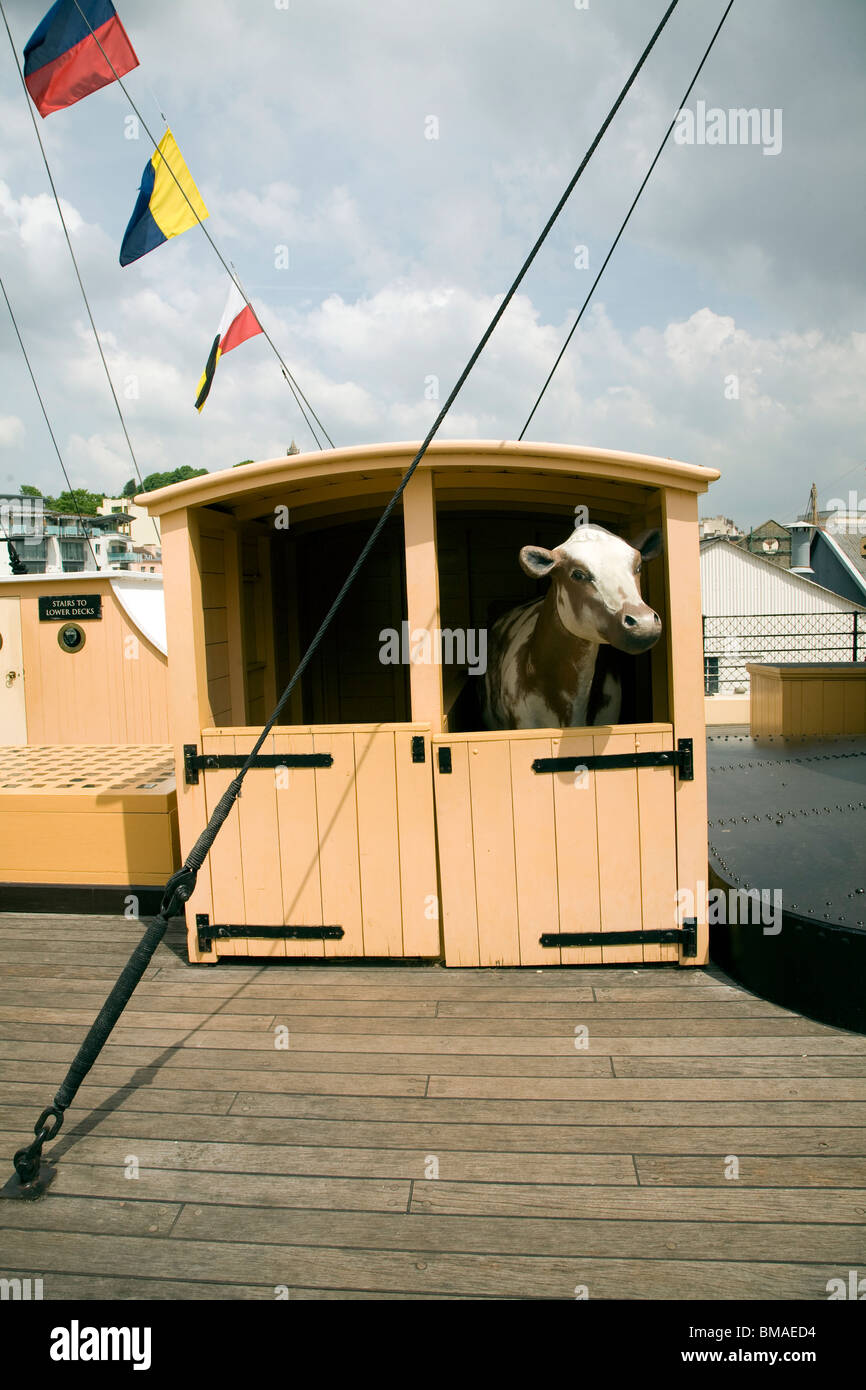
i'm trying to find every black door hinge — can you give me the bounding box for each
[196,915,344,951]
[184,744,333,785]
[540,918,698,957]
[533,737,694,781]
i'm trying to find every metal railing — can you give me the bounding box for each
[703,612,862,694]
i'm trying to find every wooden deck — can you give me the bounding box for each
[1,912,865,1301]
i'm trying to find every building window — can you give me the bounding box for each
[704,655,720,695]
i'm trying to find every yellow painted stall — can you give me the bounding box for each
[0,572,179,906]
[141,441,717,966]
[0,572,169,745]
[749,662,866,737]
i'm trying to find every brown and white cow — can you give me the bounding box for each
[482,523,663,729]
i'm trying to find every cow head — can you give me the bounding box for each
[519,523,663,653]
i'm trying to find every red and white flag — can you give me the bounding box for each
[195,283,262,411]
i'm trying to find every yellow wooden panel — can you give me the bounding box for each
[233,732,285,956]
[403,470,444,730]
[273,731,325,959]
[208,676,231,723]
[313,731,364,957]
[354,730,403,956]
[0,810,176,880]
[508,736,560,967]
[551,732,602,966]
[203,608,228,645]
[201,572,226,609]
[394,729,440,956]
[662,488,709,966]
[822,680,844,736]
[636,728,679,964]
[593,729,643,964]
[201,733,247,956]
[467,738,520,966]
[199,536,225,573]
[801,679,821,735]
[160,510,215,961]
[16,581,169,746]
[843,680,866,735]
[784,680,801,736]
[206,644,230,682]
[434,740,480,967]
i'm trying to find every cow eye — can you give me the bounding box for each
[570,568,590,582]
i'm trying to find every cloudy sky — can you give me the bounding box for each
[0,0,864,526]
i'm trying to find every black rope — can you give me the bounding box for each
[0,275,100,570]
[64,0,334,451]
[5,0,680,1191]
[11,867,194,1186]
[520,0,736,440]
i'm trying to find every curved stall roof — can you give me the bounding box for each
[137,440,720,519]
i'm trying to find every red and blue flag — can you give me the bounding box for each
[23,0,139,118]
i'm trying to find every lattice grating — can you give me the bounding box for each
[0,745,176,795]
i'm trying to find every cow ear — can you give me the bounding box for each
[519,545,557,578]
[632,528,663,562]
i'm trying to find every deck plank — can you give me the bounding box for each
[0,913,863,1302]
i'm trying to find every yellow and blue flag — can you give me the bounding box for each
[120,129,208,266]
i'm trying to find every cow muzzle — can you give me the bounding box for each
[614,607,662,653]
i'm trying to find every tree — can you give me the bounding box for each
[233,459,254,468]
[136,466,208,493]
[19,484,42,497]
[46,488,102,515]
[119,466,209,497]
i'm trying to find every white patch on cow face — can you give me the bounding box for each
[559,526,644,623]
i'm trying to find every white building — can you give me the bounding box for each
[700,538,865,711]
[699,514,743,539]
[0,495,161,577]
[98,498,161,548]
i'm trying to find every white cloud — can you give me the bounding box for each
[0,415,25,446]
[0,0,863,531]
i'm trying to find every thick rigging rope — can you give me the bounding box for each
[1,275,100,571]
[65,0,334,451]
[5,0,683,1195]
[520,0,736,440]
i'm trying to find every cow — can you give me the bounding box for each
[482,523,663,729]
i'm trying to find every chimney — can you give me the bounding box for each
[788,521,814,574]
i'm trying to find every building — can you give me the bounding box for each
[699,514,742,539]
[807,521,866,607]
[0,494,162,577]
[737,518,792,569]
[700,536,864,715]
[98,497,161,548]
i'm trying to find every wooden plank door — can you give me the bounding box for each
[433,724,679,967]
[197,723,439,959]
[0,597,26,744]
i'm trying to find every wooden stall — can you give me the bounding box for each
[0,572,168,746]
[0,572,179,908]
[140,441,718,966]
[749,662,866,737]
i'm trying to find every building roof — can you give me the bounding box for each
[699,535,865,615]
[746,519,790,537]
[813,528,866,600]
